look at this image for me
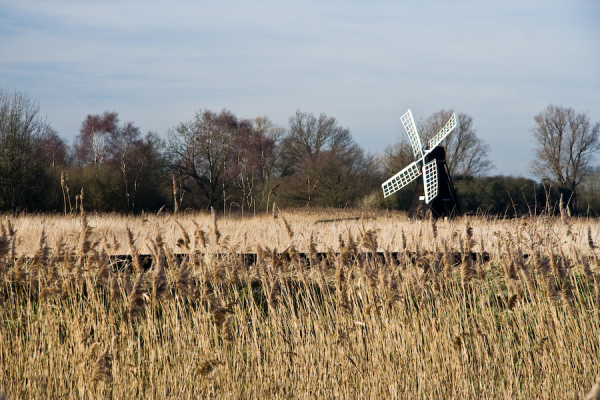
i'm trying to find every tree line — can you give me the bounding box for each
[1,89,598,216]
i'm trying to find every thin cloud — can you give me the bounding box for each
[0,0,598,176]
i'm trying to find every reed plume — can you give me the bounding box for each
[128,272,147,320]
[32,228,49,274]
[281,215,293,239]
[268,278,282,310]
[192,219,208,249]
[152,250,168,301]
[579,249,595,282]
[308,233,318,266]
[126,227,143,273]
[0,223,10,285]
[545,276,559,302]
[588,226,596,252]
[460,223,477,287]
[465,220,474,252]
[124,264,133,296]
[211,300,234,328]
[91,350,113,385]
[177,257,192,297]
[507,293,518,310]
[172,218,190,251]
[78,212,91,256]
[0,223,9,260]
[461,253,476,287]
[7,219,16,267]
[550,253,566,280]
[533,250,550,277]
[111,232,120,252]
[96,247,110,287]
[346,231,358,256]
[222,315,234,342]
[443,242,455,279]
[335,252,347,290]
[560,278,574,312]
[430,213,438,240]
[109,272,120,302]
[196,359,222,377]
[361,229,378,254]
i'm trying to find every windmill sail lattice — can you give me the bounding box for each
[400,110,423,159]
[382,109,457,205]
[428,113,457,150]
[423,159,438,204]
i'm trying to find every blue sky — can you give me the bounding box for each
[1,0,599,177]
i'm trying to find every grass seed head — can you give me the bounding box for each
[507,293,518,310]
[126,227,142,273]
[533,337,549,353]
[0,223,9,259]
[91,350,113,385]
[430,213,438,239]
[78,213,91,256]
[269,279,282,310]
[109,273,120,302]
[128,272,147,320]
[153,252,168,301]
[192,219,208,249]
[96,247,110,286]
[197,359,222,377]
[176,257,192,297]
[172,218,191,250]
[281,216,293,239]
[461,255,476,287]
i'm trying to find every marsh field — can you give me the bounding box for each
[1,209,600,399]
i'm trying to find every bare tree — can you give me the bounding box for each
[123,132,167,211]
[531,104,600,211]
[167,109,244,208]
[72,112,166,211]
[383,141,413,178]
[0,90,51,210]
[251,116,284,185]
[35,127,68,169]
[231,116,282,212]
[418,110,492,177]
[73,112,120,166]
[279,110,378,207]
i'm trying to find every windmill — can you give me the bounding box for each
[382,109,462,218]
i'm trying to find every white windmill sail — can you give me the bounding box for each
[427,113,457,150]
[423,159,438,204]
[382,161,422,198]
[382,109,457,204]
[400,110,422,159]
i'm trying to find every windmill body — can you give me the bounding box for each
[382,109,461,218]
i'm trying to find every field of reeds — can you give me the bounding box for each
[1,209,600,399]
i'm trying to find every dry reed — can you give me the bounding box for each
[1,210,599,399]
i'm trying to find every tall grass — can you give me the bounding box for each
[1,210,599,398]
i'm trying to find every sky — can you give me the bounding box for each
[1,0,599,177]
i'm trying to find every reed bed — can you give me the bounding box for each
[1,210,600,399]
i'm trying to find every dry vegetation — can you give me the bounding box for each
[1,209,600,399]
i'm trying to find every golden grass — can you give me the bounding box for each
[1,209,600,398]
